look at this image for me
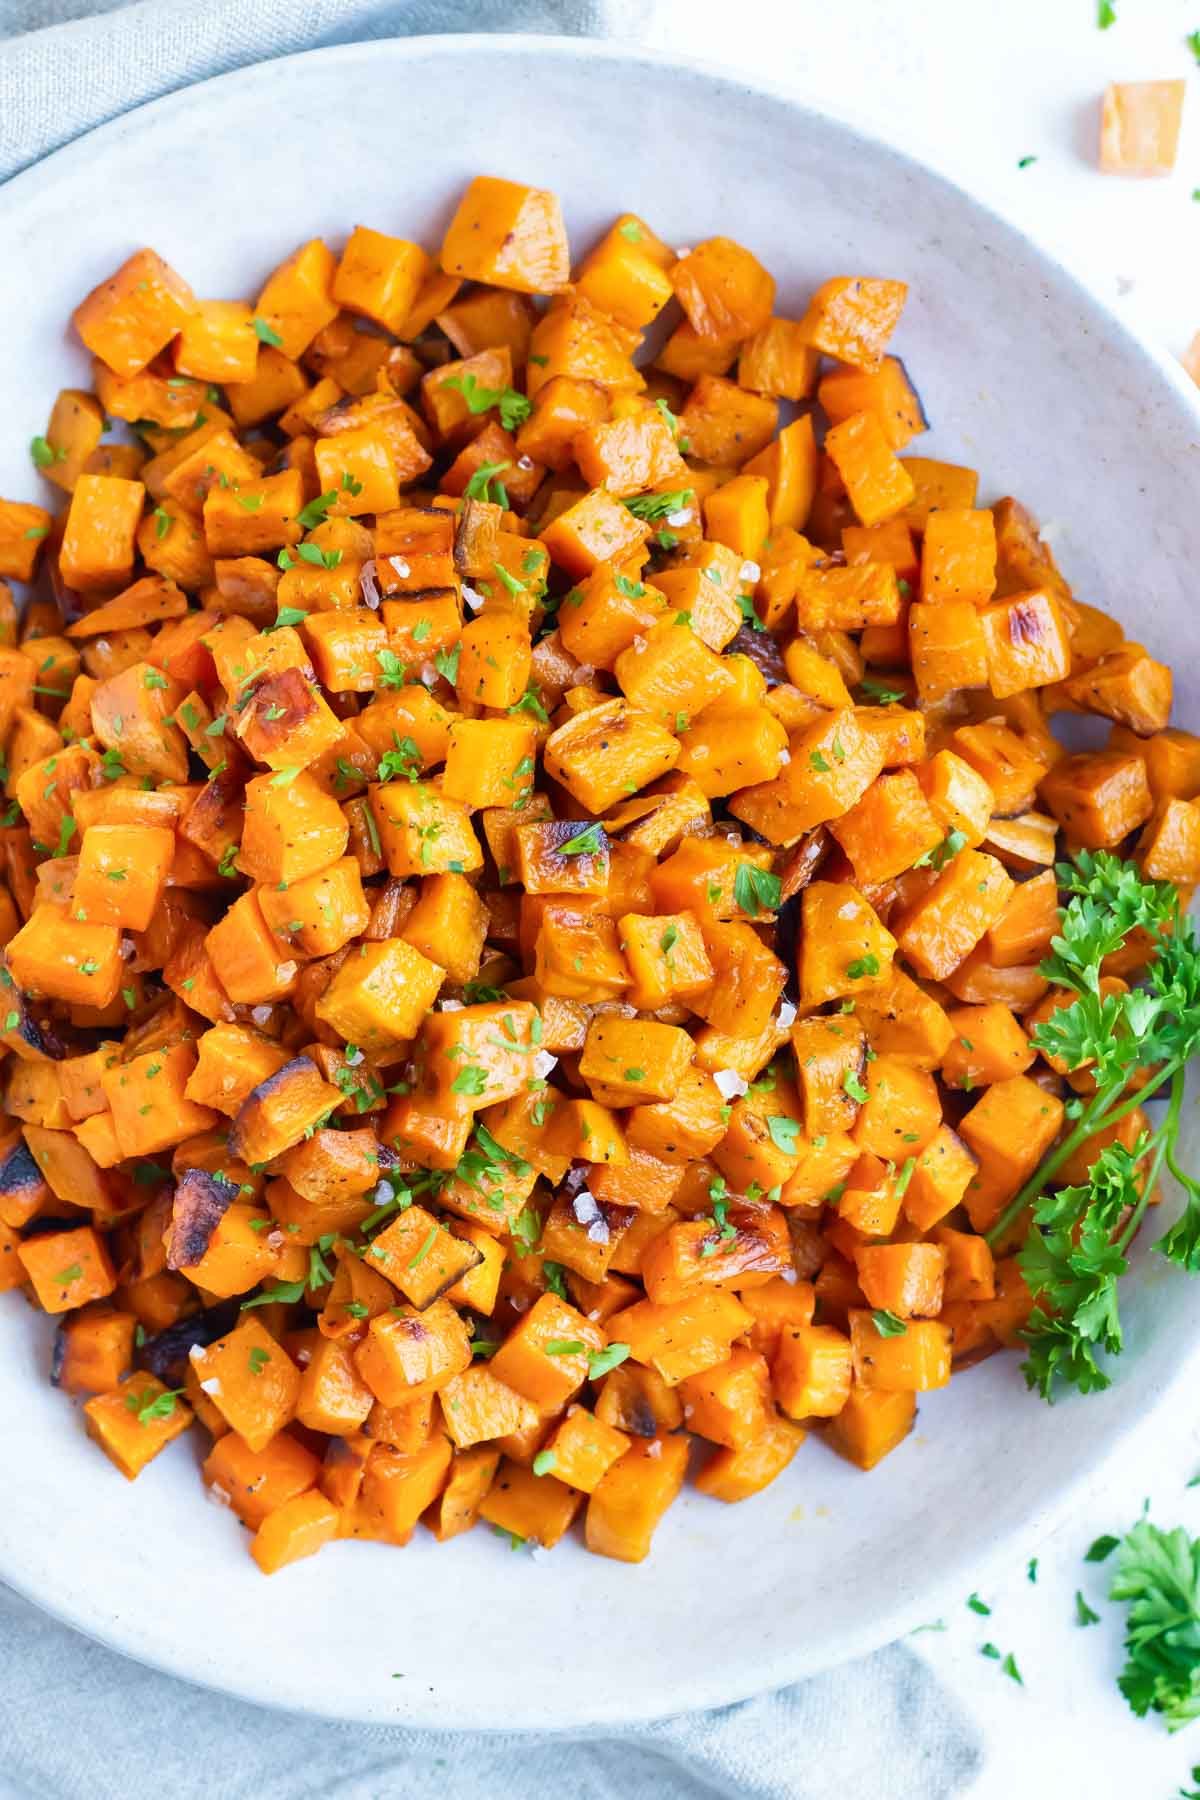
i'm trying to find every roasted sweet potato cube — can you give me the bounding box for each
[18,1224,117,1315]
[437,1366,540,1450]
[489,1292,606,1410]
[797,880,897,1006]
[72,249,197,379]
[1100,80,1186,176]
[541,1404,630,1494]
[73,822,174,931]
[578,1015,694,1106]
[818,355,924,449]
[979,590,1071,697]
[823,1384,916,1470]
[60,474,145,593]
[365,1204,482,1310]
[677,1344,773,1449]
[228,1056,342,1164]
[540,489,649,579]
[234,667,345,772]
[440,177,570,295]
[238,769,348,884]
[1053,646,1172,736]
[7,906,123,1008]
[892,850,1013,982]
[798,277,907,372]
[90,659,188,783]
[370,779,482,878]
[52,1304,136,1395]
[584,1433,688,1562]
[315,938,444,1050]
[204,1429,321,1529]
[849,1310,952,1392]
[84,1375,193,1478]
[1040,750,1153,850]
[354,1298,472,1406]
[101,1040,218,1159]
[190,1318,301,1451]
[204,891,298,1005]
[958,1074,1065,1232]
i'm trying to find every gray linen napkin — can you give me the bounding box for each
[0,4,983,1795]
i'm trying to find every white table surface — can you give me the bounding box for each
[635,1,1200,1795]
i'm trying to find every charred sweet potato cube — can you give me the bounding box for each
[234,667,345,772]
[354,1298,472,1406]
[163,1168,238,1274]
[228,1056,342,1164]
[544,699,679,813]
[365,1204,483,1309]
[979,590,1071,698]
[0,1132,53,1229]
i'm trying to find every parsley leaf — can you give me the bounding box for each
[766,1115,801,1154]
[623,487,694,521]
[443,373,531,432]
[1110,1521,1200,1729]
[872,1310,908,1337]
[733,864,781,917]
[558,822,606,857]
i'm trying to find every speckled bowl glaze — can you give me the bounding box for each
[0,32,1197,1732]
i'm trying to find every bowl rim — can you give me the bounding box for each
[1,27,1198,1730]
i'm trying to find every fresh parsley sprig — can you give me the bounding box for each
[984,854,1200,1400]
[1110,1521,1200,1731]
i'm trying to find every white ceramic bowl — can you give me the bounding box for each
[1,33,1197,1731]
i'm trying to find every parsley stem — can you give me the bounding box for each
[986,1058,1183,1250]
[1115,1119,1170,1257]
